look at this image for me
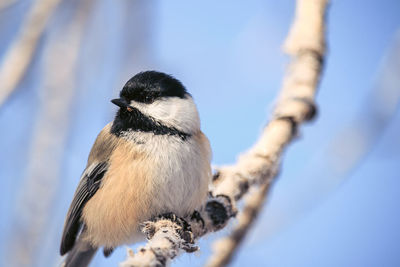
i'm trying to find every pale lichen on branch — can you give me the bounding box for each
[120,195,237,267]
[120,0,329,266]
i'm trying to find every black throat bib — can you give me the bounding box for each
[110,107,190,140]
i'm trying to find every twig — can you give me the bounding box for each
[0,0,61,107]
[120,0,329,266]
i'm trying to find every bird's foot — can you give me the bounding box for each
[141,212,197,253]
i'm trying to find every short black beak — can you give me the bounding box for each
[111,98,129,108]
[111,98,134,112]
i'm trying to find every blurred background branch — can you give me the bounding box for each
[0,0,62,107]
[0,0,17,10]
[6,1,94,266]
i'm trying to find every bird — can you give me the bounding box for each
[60,71,211,267]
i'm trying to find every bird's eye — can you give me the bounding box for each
[144,95,153,103]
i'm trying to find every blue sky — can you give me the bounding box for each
[1,0,400,266]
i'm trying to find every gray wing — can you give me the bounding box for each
[60,124,118,255]
[60,162,108,255]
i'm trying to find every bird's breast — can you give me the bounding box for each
[82,131,211,247]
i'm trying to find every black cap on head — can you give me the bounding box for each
[120,71,188,104]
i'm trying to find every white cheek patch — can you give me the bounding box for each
[130,97,200,133]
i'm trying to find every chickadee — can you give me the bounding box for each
[60,71,211,267]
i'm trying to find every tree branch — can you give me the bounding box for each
[205,1,328,265]
[206,182,271,267]
[120,0,329,266]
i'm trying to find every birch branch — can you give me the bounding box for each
[206,182,272,267]
[0,0,61,107]
[121,0,328,266]
[205,1,328,266]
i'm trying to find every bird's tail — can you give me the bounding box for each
[62,239,98,267]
